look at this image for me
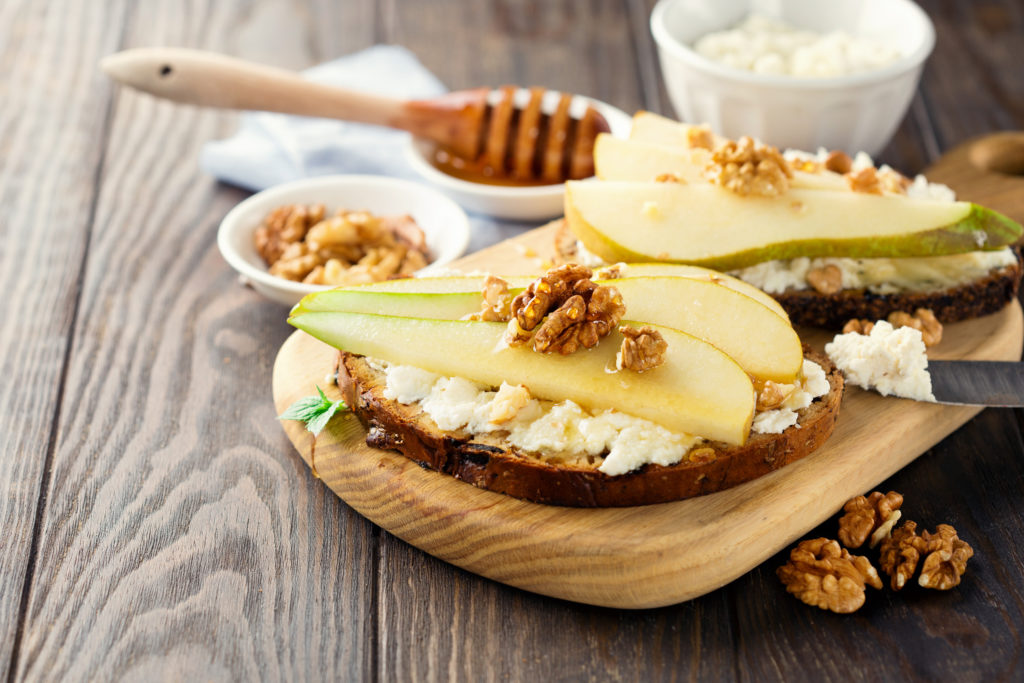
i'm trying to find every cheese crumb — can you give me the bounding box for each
[751,359,830,434]
[825,321,935,401]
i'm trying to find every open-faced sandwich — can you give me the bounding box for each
[556,112,1023,328]
[289,264,844,507]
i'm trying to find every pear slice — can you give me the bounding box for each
[566,180,1022,271]
[605,264,789,321]
[292,276,535,317]
[294,275,801,382]
[289,311,755,444]
[629,111,727,148]
[596,134,845,191]
[595,134,711,183]
[605,277,801,382]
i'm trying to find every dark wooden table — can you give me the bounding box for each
[3,1,1023,680]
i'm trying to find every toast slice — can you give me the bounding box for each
[336,348,844,507]
[552,219,1023,329]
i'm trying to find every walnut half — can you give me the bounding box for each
[505,265,626,355]
[466,275,513,322]
[838,491,904,549]
[777,538,883,613]
[879,521,974,590]
[706,136,793,197]
[616,325,667,372]
[843,309,943,347]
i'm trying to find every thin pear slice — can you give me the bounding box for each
[605,277,801,382]
[629,111,727,148]
[566,180,1022,271]
[596,134,845,191]
[293,276,535,316]
[595,134,711,182]
[293,276,800,382]
[607,264,789,320]
[289,311,755,444]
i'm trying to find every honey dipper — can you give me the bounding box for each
[101,48,610,184]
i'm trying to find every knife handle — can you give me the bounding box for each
[100,47,406,126]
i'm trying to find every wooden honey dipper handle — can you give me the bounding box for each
[100,48,489,158]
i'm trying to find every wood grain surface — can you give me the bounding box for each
[3,0,1024,680]
[273,272,1021,608]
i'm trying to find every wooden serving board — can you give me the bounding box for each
[272,214,1023,608]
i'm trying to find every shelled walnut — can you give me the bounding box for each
[686,124,714,150]
[842,309,943,347]
[756,381,793,411]
[706,136,793,197]
[255,203,326,265]
[616,325,667,372]
[777,538,883,613]
[824,150,853,174]
[505,265,626,355]
[466,275,513,322]
[888,309,943,347]
[254,204,431,286]
[846,166,911,195]
[878,521,973,590]
[806,264,842,294]
[838,491,903,549]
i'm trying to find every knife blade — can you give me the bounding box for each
[928,360,1024,406]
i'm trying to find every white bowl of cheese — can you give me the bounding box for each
[650,0,935,156]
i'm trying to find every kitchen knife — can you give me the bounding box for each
[929,360,1024,406]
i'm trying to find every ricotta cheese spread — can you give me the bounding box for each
[730,248,1018,295]
[751,359,831,434]
[824,321,935,401]
[693,14,903,78]
[380,359,830,474]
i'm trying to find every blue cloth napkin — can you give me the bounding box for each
[200,45,535,250]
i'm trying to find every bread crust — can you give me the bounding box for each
[336,350,844,507]
[553,219,1023,329]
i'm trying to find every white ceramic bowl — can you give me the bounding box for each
[217,175,470,306]
[650,0,935,156]
[404,90,633,221]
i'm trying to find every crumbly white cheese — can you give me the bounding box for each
[574,240,608,268]
[381,364,703,475]
[824,321,935,401]
[752,409,799,434]
[693,14,903,78]
[783,149,957,203]
[382,364,439,403]
[730,248,1017,295]
[751,359,830,434]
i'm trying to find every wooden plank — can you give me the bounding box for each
[12,1,381,680]
[915,0,1024,150]
[377,538,737,680]
[384,0,646,112]
[0,1,130,679]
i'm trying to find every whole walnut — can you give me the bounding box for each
[777,538,882,613]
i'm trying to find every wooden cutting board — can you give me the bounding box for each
[272,140,1024,609]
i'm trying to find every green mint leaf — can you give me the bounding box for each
[278,395,328,422]
[306,399,344,436]
[278,387,348,436]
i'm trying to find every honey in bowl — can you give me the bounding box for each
[430,146,560,187]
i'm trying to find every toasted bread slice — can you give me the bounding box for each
[552,219,1023,329]
[336,349,843,507]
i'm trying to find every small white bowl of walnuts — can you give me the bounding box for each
[218,175,471,306]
